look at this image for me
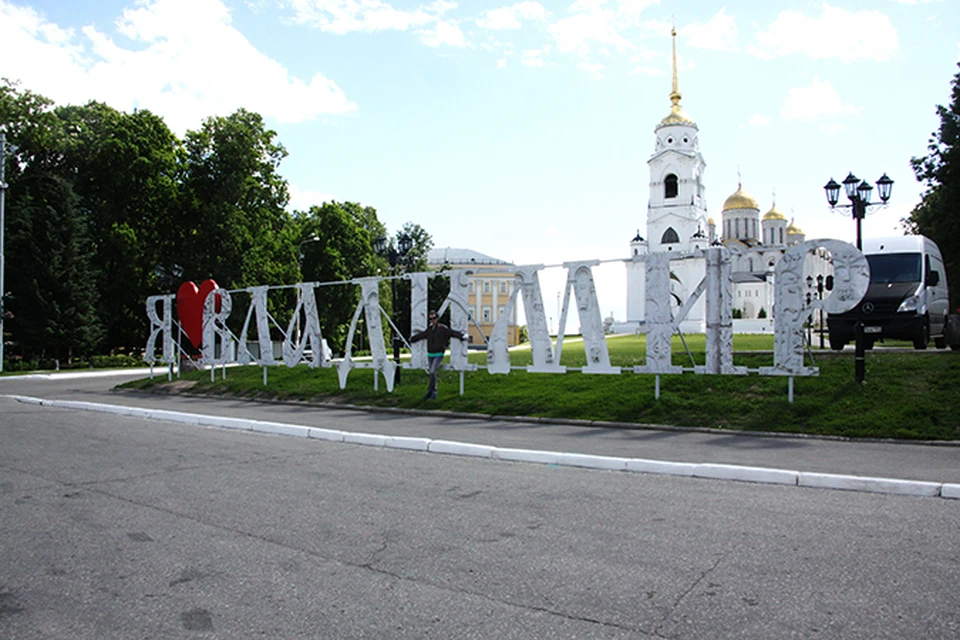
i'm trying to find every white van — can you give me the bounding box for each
[827,235,950,350]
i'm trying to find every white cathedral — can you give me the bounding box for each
[625,30,813,333]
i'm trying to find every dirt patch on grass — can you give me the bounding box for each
[150,380,199,394]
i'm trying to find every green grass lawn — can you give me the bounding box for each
[122,334,960,441]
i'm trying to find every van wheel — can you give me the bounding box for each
[830,336,846,351]
[913,321,929,350]
[935,336,947,349]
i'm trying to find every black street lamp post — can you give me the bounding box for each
[816,274,825,349]
[374,232,413,385]
[823,171,894,383]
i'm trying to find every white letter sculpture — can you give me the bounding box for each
[201,288,234,365]
[697,247,745,375]
[517,265,564,373]
[635,253,682,375]
[558,261,617,374]
[408,272,431,370]
[237,286,276,365]
[282,283,327,368]
[144,294,175,364]
[147,237,868,395]
[760,239,869,376]
[437,269,475,372]
[338,278,395,391]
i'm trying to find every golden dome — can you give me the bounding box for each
[787,220,804,235]
[707,216,715,226]
[722,185,759,212]
[660,107,694,126]
[763,205,787,221]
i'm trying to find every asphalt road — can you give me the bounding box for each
[3,369,960,484]
[1,372,959,638]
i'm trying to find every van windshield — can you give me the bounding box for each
[866,253,921,284]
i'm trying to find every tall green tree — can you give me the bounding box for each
[179,109,298,290]
[906,62,960,308]
[0,79,63,179]
[1,80,104,361]
[296,201,380,353]
[55,102,183,350]
[5,172,103,361]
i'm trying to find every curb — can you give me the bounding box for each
[116,388,960,448]
[7,394,957,500]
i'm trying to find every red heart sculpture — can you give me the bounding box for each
[176,279,220,349]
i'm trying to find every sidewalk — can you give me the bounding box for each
[2,368,960,494]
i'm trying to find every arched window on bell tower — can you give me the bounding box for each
[664,174,678,199]
[661,227,680,244]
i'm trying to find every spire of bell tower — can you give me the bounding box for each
[670,19,682,114]
[658,20,694,127]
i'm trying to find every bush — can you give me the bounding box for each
[3,353,143,373]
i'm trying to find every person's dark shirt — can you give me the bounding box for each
[411,322,465,355]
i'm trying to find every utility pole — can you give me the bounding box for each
[0,133,7,373]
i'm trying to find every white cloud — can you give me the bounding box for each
[287,183,336,211]
[629,65,664,76]
[820,122,847,135]
[616,0,659,28]
[578,61,604,77]
[477,2,547,30]
[284,0,453,34]
[781,77,860,122]
[750,4,899,62]
[418,20,467,48]
[548,2,636,56]
[748,113,771,127]
[684,8,737,52]
[0,0,355,134]
[497,57,507,68]
[521,49,544,67]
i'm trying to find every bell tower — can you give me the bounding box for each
[627,23,710,325]
[646,25,708,254]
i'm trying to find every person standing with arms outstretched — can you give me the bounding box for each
[410,310,467,400]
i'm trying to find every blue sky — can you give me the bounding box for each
[1,0,958,325]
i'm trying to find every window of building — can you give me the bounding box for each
[499,281,506,293]
[468,282,475,293]
[661,227,680,244]
[664,174,678,199]
[483,281,490,293]
[482,306,491,322]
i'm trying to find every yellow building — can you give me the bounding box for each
[428,248,521,347]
